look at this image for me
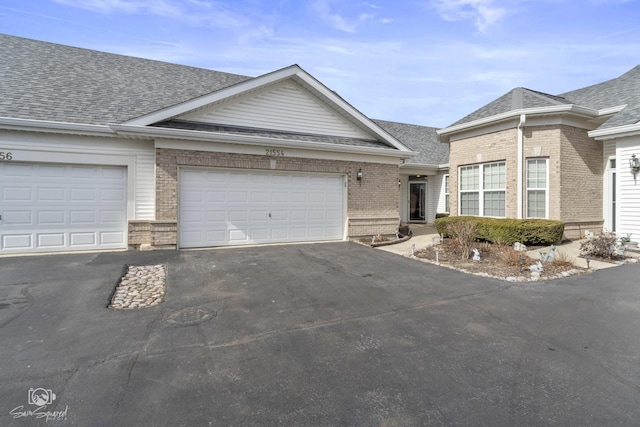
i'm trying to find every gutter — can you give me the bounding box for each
[437,104,599,143]
[589,122,640,140]
[109,124,415,159]
[0,116,115,137]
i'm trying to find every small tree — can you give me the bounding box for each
[447,221,478,260]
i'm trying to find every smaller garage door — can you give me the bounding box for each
[0,163,128,254]
[179,169,345,248]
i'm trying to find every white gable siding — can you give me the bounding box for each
[433,172,449,216]
[616,137,640,240]
[0,131,155,220]
[182,81,372,139]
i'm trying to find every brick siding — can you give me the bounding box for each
[129,148,400,248]
[448,124,603,239]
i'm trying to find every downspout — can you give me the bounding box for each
[517,114,526,219]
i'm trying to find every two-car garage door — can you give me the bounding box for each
[0,162,128,254]
[179,169,345,248]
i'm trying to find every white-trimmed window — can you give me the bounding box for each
[459,161,506,217]
[526,158,548,218]
[444,174,450,213]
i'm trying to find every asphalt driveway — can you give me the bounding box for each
[1,242,639,426]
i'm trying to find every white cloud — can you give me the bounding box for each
[430,0,507,32]
[311,0,357,33]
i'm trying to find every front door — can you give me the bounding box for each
[409,182,426,222]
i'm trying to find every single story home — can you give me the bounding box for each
[438,66,640,240]
[2,33,637,255]
[0,34,422,254]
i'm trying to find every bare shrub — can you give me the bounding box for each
[580,233,621,259]
[551,251,575,268]
[496,244,527,266]
[447,221,478,260]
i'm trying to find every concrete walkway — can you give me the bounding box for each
[377,224,440,257]
[378,224,640,270]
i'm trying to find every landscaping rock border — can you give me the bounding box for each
[110,264,167,309]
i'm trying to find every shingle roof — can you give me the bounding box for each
[560,65,640,129]
[450,87,570,127]
[449,66,640,130]
[374,119,448,165]
[0,34,251,125]
[153,120,391,149]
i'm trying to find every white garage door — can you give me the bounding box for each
[179,169,345,248]
[0,163,128,254]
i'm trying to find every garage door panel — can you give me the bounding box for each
[39,165,66,178]
[206,191,226,203]
[206,211,225,222]
[4,187,32,201]
[0,163,127,253]
[205,230,226,243]
[229,229,249,242]
[100,232,125,244]
[101,210,126,222]
[270,210,288,221]
[179,169,344,248]
[100,188,125,201]
[70,211,96,223]
[5,211,33,225]
[290,210,307,221]
[38,233,65,248]
[69,232,96,246]
[3,234,32,249]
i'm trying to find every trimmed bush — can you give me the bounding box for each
[434,216,564,246]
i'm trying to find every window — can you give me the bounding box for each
[526,159,548,218]
[444,175,449,213]
[458,162,506,217]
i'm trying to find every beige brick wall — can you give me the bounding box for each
[448,124,603,237]
[558,125,603,222]
[141,148,400,247]
[449,128,518,217]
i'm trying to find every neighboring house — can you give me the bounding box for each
[438,66,640,240]
[0,34,417,254]
[374,120,449,224]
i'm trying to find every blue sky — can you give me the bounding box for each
[1,0,639,127]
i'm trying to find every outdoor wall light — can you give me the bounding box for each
[356,169,363,181]
[630,153,640,178]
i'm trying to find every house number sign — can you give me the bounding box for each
[265,148,285,157]
[0,151,13,160]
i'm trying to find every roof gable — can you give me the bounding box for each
[176,79,372,139]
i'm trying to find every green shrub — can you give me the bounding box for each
[434,216,564,246]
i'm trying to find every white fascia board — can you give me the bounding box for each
[589,122,640,140]
[438,163,450,170]
[123,65,302,127]
[109,124,415,159]
[0,116,115,137]
[597,104,627,116]
[437,104,599,143]
[291,71,411,152]
[400,163,440,175]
